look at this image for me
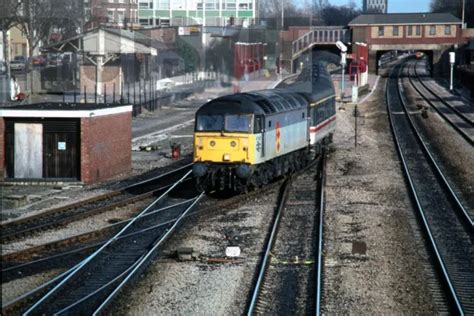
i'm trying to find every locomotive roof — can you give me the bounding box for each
[196,89,309,115]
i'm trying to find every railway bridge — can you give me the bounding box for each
[348,13,468,75]
[288,13,471,76]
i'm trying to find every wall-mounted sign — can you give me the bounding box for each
[58,142,66,151]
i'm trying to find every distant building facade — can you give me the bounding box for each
[84,0,139,29]
[9,26,29,58]
[363,0,388,14]
[137,0,257,27]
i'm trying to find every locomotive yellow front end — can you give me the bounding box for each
[194,133,253,164]
[193,110,258,192]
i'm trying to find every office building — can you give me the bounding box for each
[363,0,388,14]
[137,0,257,27]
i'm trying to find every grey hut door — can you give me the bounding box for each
[14,123,43,178]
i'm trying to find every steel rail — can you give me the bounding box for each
[1,199,196,280]
[1,163,193,241]
[246,178,291,316]
[403,62,473,228]
[413,61,473,125]
[23,169,193,315]
[386,62,465,314]
[92,192,204,315]
[406,62,474,145]
[315,152,326,316]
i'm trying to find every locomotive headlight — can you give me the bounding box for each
[210,140,216,147]
[230,141,237,147]
[223,154,230,161]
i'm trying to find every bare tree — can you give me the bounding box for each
[431,0,473,27]
[15,0,82,92]
[0,0,22,97]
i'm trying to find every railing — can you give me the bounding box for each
[292,27,350,57]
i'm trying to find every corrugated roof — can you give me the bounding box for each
[349,13,462,26]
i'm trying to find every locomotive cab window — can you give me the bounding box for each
[254,116,264,133]
[225,115,253,133]
[196,115,224,131]
[196,114,253,133]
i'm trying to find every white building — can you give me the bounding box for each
[363,0,388,14]
[138,0,257,27]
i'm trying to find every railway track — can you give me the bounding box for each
[247,154,326,315]
[407,60,474,145]
[0,163,193,242]
[386,61,474,314]
[5,169,201,315]
[3,173,295,314]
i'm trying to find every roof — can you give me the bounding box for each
[0,103,132,118]
[349,13,462,26]
[42,27,163,54]
[197,90,309,116]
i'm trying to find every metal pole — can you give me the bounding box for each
[462,0,466,29]
[355,104,358,148]
[104,84,107,103]
[113,83,116,103]
[341,65,345,100]
[121,81,123,103]
[450,64,454,92]
[84,86,87,104]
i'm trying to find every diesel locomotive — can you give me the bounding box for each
[192,61,336,192]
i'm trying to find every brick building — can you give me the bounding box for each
[349,13,464,74]
[0,103,132,184]
[84,0,139,29]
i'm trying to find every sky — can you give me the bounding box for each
[324,0,431,12]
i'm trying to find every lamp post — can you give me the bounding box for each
[336,41,348,101]
[449,52,455,92]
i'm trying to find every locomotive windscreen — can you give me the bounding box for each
[196,114,253,133]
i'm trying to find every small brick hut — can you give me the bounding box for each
[0,103,132,184]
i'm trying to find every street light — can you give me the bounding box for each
[449,52,455,92]
[336,41,347,100]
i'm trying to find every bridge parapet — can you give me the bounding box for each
[292,27,350,58]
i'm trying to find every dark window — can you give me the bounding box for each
[196,115,224,131]
[302,112,305,119]
[416,25,421,35]
[196,114,252,133]
[429,25,436,35]
[378,26,384,36]
[254,116,263,133]
[224,115,252,133]
[445,25,451,35]
[408,25,413,36]
[268,120,272,128]
[393,26,399,36]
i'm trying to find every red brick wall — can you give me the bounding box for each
[363,24,463,45]
[80,111,131,184]
[0,117,4,180]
